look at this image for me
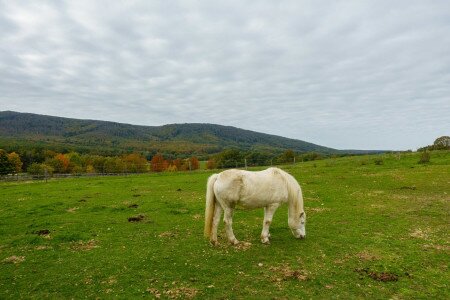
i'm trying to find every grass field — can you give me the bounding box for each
[1,151,449,299]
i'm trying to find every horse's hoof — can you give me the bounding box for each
[210,240,219,246]
[230,239,239,245]
[261,238,270,245]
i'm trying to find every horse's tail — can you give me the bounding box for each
[204,173,218,238]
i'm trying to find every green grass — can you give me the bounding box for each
[1,151,449,299]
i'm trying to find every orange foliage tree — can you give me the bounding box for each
[54,153,70,173]
[151,153,166,172]
[189,157,200,170]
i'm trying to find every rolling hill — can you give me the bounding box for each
[0,111,366,157]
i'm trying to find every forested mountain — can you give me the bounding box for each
[0,111,343,157]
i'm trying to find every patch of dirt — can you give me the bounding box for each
[132,194,141,197]
[147,288,161,298]
[176,188,182,191]
[355,250,381,261]
[128,204,139,208]
[410,228,431,240]
[67,207,79,213]
[102,276,117,285]
[128,214,145,222]
[33,229,50,236]
[308,207,331,212]
[233,241,252,251]
[147,285,198,299]
[399,186,416,190]
[78,199,87,202]
[423,244,450,251]
[35,245,52,250]
[355,268,399,282]
[269,264,308,282]
[158,231,178,238]
[164,287,198,299]
[70,239,98,251]
[2,255,25,264]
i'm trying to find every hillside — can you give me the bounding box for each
[1,111,348,156]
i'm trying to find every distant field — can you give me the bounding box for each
[1,151,449,299]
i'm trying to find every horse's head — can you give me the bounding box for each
[290,211,306,239]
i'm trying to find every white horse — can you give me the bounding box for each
[204,167,306,245]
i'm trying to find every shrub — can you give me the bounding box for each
[418,151,430,164]
[374,158,384,165]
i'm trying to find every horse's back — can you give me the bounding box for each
[214,168,289,208]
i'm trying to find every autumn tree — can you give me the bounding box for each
[104,157,125,173]
[122,153,148,173]
[0,149,14,175]
[151,153,166,172]
[46,153,71,173]
[188,156,200,170]
[172,158,185,171]
[91,156,107,173]
[7,152,23,173]
[66,152,83,174]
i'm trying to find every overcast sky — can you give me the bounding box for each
[1,1,449,150]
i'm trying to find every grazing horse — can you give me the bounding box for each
[204,167,306,245]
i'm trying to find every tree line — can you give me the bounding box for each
[0,147,333,176]
[0,149,201,176]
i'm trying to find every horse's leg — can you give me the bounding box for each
[223,207,239,245]
[210,204,223,245]
[261,203,280,244]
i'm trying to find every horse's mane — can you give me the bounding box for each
[271,168,302,212]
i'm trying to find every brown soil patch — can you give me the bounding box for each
[128,204,139,208]
[308,207,330,212]
[233,241,252,251]
[2,255,25,264]
[102,276,117,285]
[35,245,52,250]
[128,214,145,222]
[355,268,398,282]
[67,207,79,213]
[399,186,416,190]
[132,194,141,197]
[269,264,308,282]
[158,231,178,238]
[423,244,450,251]
[355,250,381,261]
[410,228,431,240]
[147,286,198,299]
[71,239,98,251]
[147,288,161,298]
[164,287,198,299]
[33,229,50,236]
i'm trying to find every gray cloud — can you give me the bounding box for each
[1,0,449,150]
